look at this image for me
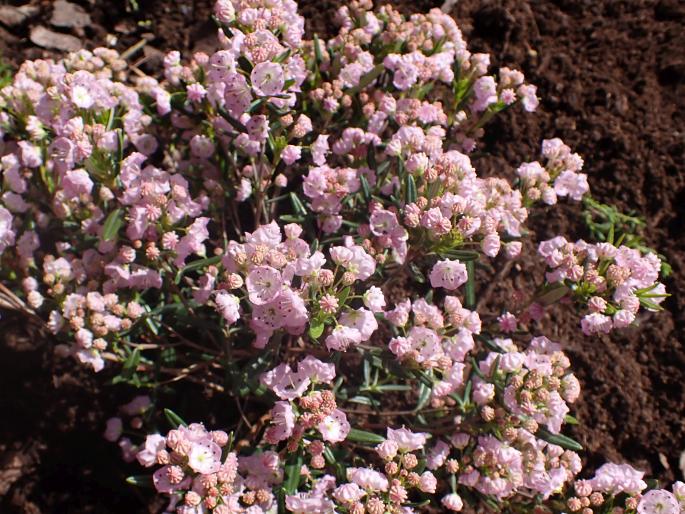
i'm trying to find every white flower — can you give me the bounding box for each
[71,85,94,109]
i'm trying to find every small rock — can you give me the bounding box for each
[50,0,91,29]
[29,26,82,52]
[0,4,39,28]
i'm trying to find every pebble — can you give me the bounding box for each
[0,4,39,28]
[50,0,91,29]
[29,26,81,52]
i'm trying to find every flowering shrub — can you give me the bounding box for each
[0,0,675,512]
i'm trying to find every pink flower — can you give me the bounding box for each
[62,169,94,199]
[325,325,362,352]
[173,217,210,266]
[214,0,235,22]
[311,135,329,165]
[318,409,350,442]
[589,463,647,495]
[498,312,517,333]
[266,401,295,443]
[281,145,302,165]
[442,493,464,511]
[554,170,589,201]
[429,259,468,290]
[224,73,252,116]
[638,490,680,514]
[246,265,283,305]
[386,427,427,452]
[186,83,207,102]
[385,299,411,327]
[333,483,366,504]
[261,362,310,400]
[215,292,240,325]
[581,312,613,336]
[339,308,378,341]
[363,286,386,313]
[188,441,222,474]
[251,62,285,96]
[419,471,437,493]
[347,467,389,492]
[472,76,498,112]
[71,85,94,109]
[376,440,399,460]
[297,355,336,384]
[0,206,15,255]
[482,233,501,257]
[136,434,165,467]
[518,84,539,112]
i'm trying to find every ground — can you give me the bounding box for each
[1,0,684,511]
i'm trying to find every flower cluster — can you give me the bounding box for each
[517,138,589,206]
[538,237,666,335]
[137,422,286,513]
[261,355,351,446]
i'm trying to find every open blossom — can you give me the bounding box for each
[386,427,427,452]
[251,62,285,96]
[215,292,240,324]
[318,409,351,443]
[347,468,389,492]
[266,401,295,443]
[246,266,283,305]
[325,325,362,352]
[429,259,468,290]
[638,490,680,514]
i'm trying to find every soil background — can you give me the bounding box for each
[1,0,684,512]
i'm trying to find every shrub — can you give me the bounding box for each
[0,0,676,512]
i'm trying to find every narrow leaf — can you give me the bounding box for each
[406,174,417,204]
[347,428,385,444]
[102,208,124,241]
[164,408,188,428]
[537,428,583,451]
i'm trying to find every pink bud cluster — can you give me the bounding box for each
[538,237,666,335]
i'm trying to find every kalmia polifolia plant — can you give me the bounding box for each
[0,0,677,513]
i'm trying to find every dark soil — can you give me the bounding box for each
[1,0,684,512]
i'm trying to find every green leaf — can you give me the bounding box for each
[415,382,431,411]
[405,174,417,204]
[439,249,480,261]
[289,192,307,216]
[313,34,324,64]
[122,347,141,373]
[308,318,325,340]
[360,174,371,202]
[347,428,385,444]
[537,284,570,306]
[537,428,583,451]
[273,48,291,64]
[564,414,579,425]
[164,408,188,429]
[174,255,222,284]
[465,260,476,309]
[337,286,351,306]
[283,451,303,494]
[126,475,154,488]
[102,208,124,241]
